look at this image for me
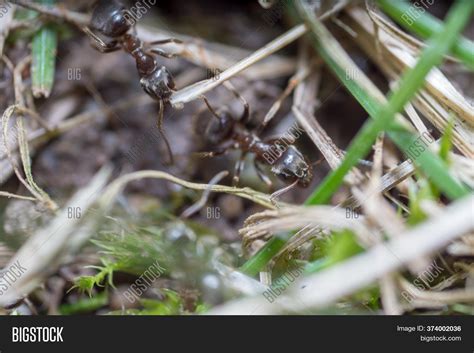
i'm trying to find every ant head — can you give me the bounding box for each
[271,146,313,188]
[91,0,131,38]
[205,110,234,145]
[140,66,175,101]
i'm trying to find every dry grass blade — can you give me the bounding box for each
[16,114,57,210]
[239,205,375,250]
[262,60,312,127]
[170,1,353,106]
[0,167,111,306]
[0,191,36,201]
[138,26,297,81]
[170,24,308,107]
[291,45,414,199]
[2,105,42,203]
[399,277,474,307]
[181,171,229,218]
[98,170,283,210]
[0,56,58,209]
[0,2,15,56]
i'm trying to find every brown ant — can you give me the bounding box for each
[83,0,182,164]
[198,84,314,192]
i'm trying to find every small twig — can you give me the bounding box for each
[291,43,364,183]
[99,170,285,211]
[170,0,352,106]
[181,170,229,218]
[8,55,57,209]
[170,24,308,107]
[261,61,312,128]
[15,106,52,131]
[0,191,37,201]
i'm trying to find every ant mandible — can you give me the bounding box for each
[198,84,314,193]
[83,0,182,164]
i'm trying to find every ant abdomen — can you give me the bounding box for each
[90,0,131,38]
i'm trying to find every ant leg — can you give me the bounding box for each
[149,49,179,59]
[254,160,273,189]
[194,150,226,158]
[232,152,247,186]
[147,38,183,46]
[222,81,250,124]
[194,139,233,158]
[157,100,174,165]
[82,27,121,53]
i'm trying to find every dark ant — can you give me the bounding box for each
[198,84,314,192]
[83,0,182,164]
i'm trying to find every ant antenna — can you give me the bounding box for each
[201,95,222,121]
[157,99,174,165]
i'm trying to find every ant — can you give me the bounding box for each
[198,83,314,194]
[82,0,182,164]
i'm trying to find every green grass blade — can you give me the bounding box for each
[377,0,474,70]
[31,0,57,98]
[239,236,287,276]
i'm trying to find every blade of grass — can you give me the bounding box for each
[377,0,474,70]
[239,236,287,277]
[297,0,471,205]
[31,0,57,98]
